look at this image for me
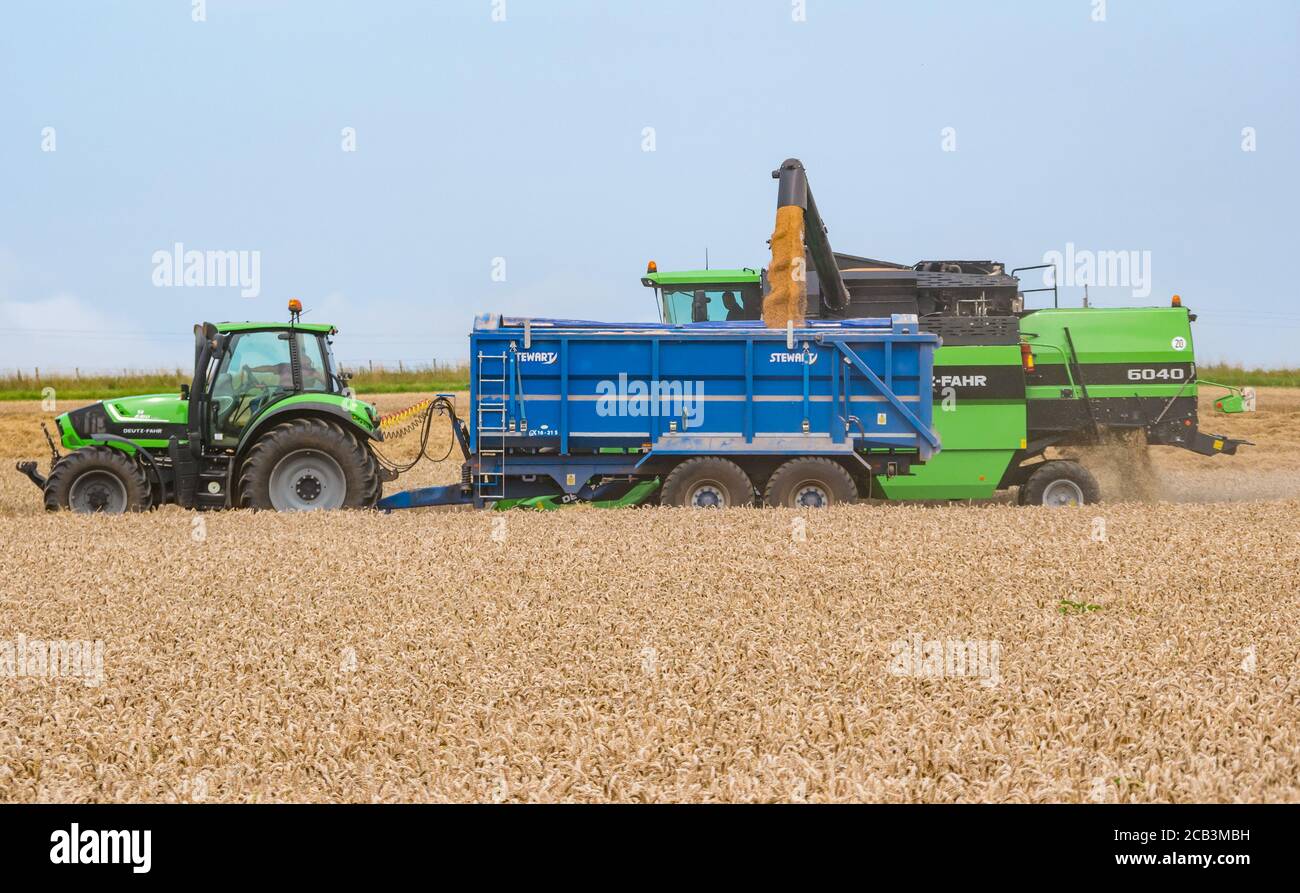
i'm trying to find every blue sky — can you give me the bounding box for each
[2,0,1297,371]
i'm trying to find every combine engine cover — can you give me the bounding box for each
[1019,306,1247,455]
[805,255,1024,320]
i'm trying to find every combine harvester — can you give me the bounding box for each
[640,158,1252,505]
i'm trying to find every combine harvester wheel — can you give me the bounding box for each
[1018,460,1101,507]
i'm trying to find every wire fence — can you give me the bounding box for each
[0,362,472,400]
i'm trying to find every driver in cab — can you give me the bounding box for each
[247,352,327,391]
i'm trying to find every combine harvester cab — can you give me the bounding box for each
[379,313,940,509]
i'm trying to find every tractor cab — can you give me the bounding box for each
[198,319,349,445]
[641,265,763,324]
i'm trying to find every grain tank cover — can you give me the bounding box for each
[470,314,941,461]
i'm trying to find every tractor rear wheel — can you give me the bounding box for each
[361,448,384,506]
[763,457,858,508]
[237,418,381,511]
[44,446,151,514]
[659,457,754,508]
[1019,460,1101,507]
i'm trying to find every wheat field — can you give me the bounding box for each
[0,391,1297,802]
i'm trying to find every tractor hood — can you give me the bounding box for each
[100,393,189,425]
[59,393,189,450]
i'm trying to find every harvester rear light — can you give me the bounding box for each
[1020,341,1035,372]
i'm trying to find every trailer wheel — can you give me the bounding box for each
[1020,460,1101,507]
[659,457,754,508]
[238,418,381,511]
[763,457,858,508]
[43,446,152,514]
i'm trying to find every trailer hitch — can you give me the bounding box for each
[16,460,46,489]
[15,421,61,490]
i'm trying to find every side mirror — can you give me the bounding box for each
[202,323,223,357]
[180,383,190,400]
[691,290,709,323]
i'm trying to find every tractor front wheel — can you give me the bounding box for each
[237,418,381,511]
[44,446,152,514]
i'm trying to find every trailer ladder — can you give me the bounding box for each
[475,350,508,501]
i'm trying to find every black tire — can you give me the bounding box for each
[361,447,384,506]
[1020,460,1101,507]
[763,457,859,508]
[659,457,754,508]
[43,446,151,513]
[237,417,381,511]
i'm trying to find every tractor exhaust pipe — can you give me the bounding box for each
[762,158,851,328]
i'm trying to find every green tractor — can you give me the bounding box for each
[17,302,387,513]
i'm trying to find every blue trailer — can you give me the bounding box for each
[379,313,940,509]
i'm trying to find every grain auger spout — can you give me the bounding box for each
[762,158,851,328]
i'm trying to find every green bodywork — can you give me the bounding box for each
[493,479,661,511]
[642,269,760,287]
[875,344,1026,500]
[215,321,337,335]
[1209,389,1246,413]
[57,393,190,452]
[55,390,377,454]
[1021,307,1196,401]
[236,391,379,438]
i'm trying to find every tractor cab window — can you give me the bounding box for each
[210,331,296,440]
[298,334,329,392]
[661,287,761,324]
[322,336,349,395]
